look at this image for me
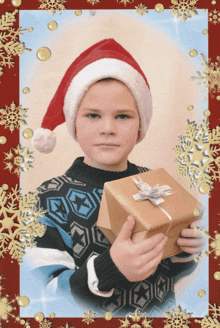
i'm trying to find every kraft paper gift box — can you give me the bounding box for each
[97,168,204,259]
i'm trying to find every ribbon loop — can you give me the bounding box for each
[132,176,172,206]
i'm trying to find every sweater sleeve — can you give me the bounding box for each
[25,212,132,313]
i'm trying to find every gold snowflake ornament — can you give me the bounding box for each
[116,0,134,7]
[39,318,52,328]
[164,305,192,328]
[209,9,220,24]
[59,323,76,328]
[0,184,47,263]
[0,10,29,79]
[174,118,210,187]
[195,303,220,327]
[0,101,28,133]
[209,231,220,258]
[174,118,220,191]
[0,275,30,328]
[191,53,220,99]
[38,0,67,15]
[119,309,153,328]
[4,144,34,176]
[170,0,198,22]
[82,310,96,325]
[135,3,148,16]
[87,0,100,5]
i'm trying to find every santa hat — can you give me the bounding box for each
[32,38,152,153]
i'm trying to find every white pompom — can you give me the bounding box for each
[32,128,56,154]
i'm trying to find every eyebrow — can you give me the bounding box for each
[82,108,137,114]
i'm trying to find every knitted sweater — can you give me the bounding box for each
[27,157,197,316]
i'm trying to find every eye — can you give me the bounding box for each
[116,114,129,120]
[88,113,100,119]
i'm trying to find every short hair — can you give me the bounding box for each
[96,77,120,83]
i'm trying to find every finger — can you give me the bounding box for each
[190,220,202,229]
[177,237,205,248]
[179,246,203,254]
[137,233,167,255]
[117,215,135,242]
[181,228,203,238]
[143,250,164,275]
[143,266,158,279]
[140,236,167,262]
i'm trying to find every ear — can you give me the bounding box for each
[136,129,141,143]
[74,127,77,140]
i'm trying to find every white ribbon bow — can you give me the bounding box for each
[132,176,172,206]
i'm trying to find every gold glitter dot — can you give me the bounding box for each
[155,3,164,12]
[202,8,206,11]
[198,182,210,194]
[17,296,29,307]
[0,136,7,144]
[189,49,198,57]
[198,289,206,297]
[22,87,30,94]
[187,105,194,111]
[193,209,200,216]
[11,261,14,263]
[214,271,220,280]
[2,184,9,190]
[22,128,33,139]
[26,227,33,234]
[34,312,44,322]
[36,47,51,61]
[0,0,5,3]
[203,109,210,117]
[28,27,34,32]
[104,312,112,320]
[49,313,55,318]
[47,21,58,31]
[203,29,208,35]
[11,0,22,6]
[216,95,220,101]
[212,0,216,4]
[20,319,26,325]
[75,10,82,16]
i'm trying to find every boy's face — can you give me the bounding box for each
[75,79,140,171]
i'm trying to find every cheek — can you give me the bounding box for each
[75,118,96,143]
[120,121,139,141]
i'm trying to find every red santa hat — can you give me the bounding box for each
[32,38,152,153]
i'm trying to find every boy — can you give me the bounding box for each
[29,39,205,316]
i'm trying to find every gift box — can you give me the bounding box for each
[97,168,204,259]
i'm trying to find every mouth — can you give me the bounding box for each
[96,144,119,147]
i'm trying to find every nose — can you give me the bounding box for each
[100,117,116,135]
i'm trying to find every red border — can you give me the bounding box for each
[0,0,219,327]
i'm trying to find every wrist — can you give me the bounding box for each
[94,249,133,291]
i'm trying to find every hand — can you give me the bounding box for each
[177,220,206,255]
[110,215,168,282]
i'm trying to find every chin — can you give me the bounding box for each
[97,156,126,170]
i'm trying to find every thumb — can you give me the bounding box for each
[117,215,135,242]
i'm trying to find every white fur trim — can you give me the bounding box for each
[64,58,152,143]
[32,128,56,154]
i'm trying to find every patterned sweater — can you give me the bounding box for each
[27,157,197,316]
